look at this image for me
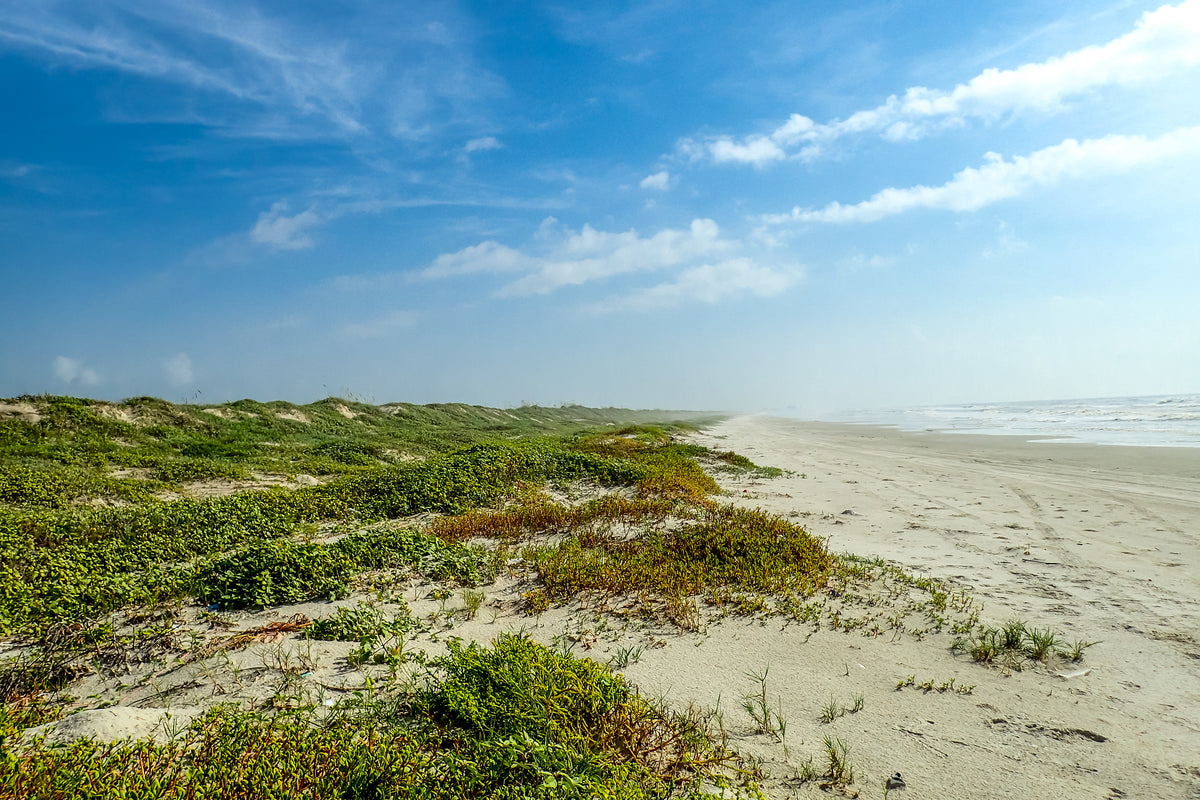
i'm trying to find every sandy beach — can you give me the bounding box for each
[13,410,1200,799]
[626,415,1200,798]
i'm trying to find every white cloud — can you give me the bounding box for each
[53,356,78,383]
[53,356,100,386]
[338,310,418,339]
[707,136,788,167]
[764,126,1200,224]
[680,0,1200,165]
[422,240,532,278]
[0,3,505,141]
[163,353,193,385]
[419,218,800,311]
[465,136,503,152]
[420,218,734,296]
[250,201,323,250]
[639,170,670,190]
[590,258,801,313]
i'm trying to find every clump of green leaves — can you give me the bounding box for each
[194,539,354,608]
[418,633,722,785]
[195,527,494,609]
[307,602,418,642]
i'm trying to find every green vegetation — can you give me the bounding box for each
[10,393,1064,799]
[3,635,727,800]
[0,434,698,631]
[2,394,780,798]
[952,618,1097,666]
[307,601,422,644]
[528,505,831,620]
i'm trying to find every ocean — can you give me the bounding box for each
[822,394,1200,448]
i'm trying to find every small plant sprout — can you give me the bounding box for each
[820,696,843,724]
[1061,638,1099,661]
[740,666,786,739]
[1026,627,1060,662]
[821,734,854,786]
[607,643,644,669]
[461,589,485,619]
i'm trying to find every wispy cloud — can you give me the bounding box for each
[1,162,37,180]
[0,1,505,141]
[420,217,736,296]
[250,201,323,250]
[589,258,801,313]
[639,170,671,190]
[679,0,1200,166]
[337,310,418,340]
[464,136,503,153]
[763,126,1200,224]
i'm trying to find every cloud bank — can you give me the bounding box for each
[419,218,798,310]
[680,0,1200,166]
[764,126,1200,224]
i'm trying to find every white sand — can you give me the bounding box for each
[619,416,1200,799]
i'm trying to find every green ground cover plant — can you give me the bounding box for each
[195,527,495,609]
[0,436,688,631]
[2,635,726,800]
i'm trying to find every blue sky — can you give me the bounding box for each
[2,0,1198,414]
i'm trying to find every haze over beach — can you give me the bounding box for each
[2,4,1200,799]
[1,1,1199,413]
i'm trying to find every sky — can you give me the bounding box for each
[2,0,1199,415]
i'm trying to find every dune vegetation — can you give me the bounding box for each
[0,395,1082,799]
[0,395,814,799]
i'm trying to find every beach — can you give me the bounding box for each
[9,406,1200,798]
[624,415,1200,798]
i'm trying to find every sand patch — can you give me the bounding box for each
[24,706,201,746]
[156,472,322,500]
[0,401,40,424]
[382,449,422,462]
[333,403,356,419]
[275,410,308,423]
[201,407,233,419]
[93,404,137,425]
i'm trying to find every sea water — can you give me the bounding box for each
[824,394,1200,448]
